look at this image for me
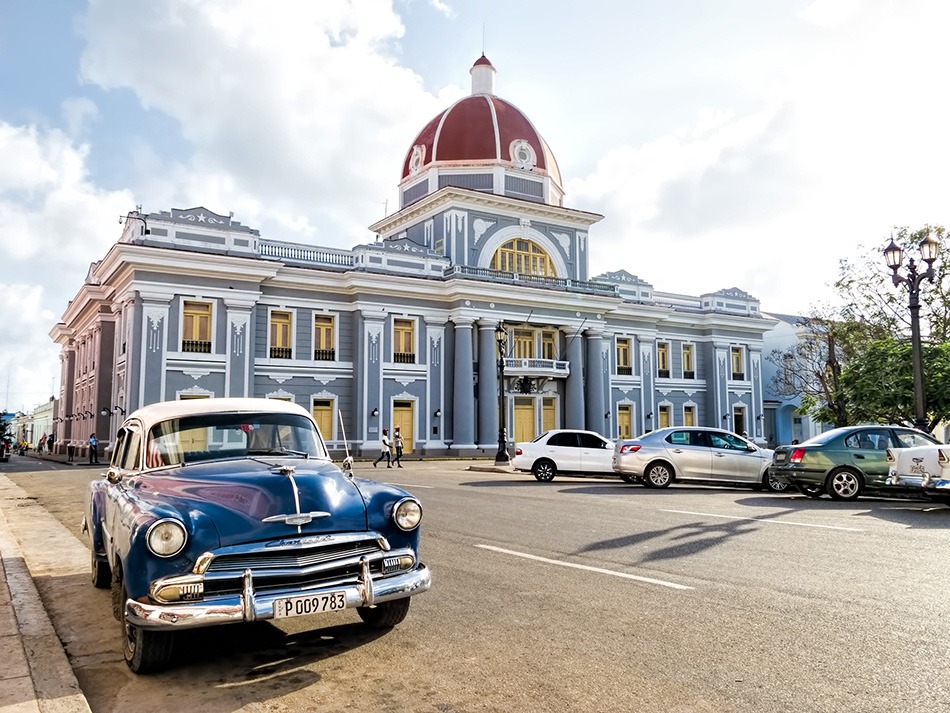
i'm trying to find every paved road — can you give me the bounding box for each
[4,456,950,712]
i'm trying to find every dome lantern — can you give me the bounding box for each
[470,54,496,95]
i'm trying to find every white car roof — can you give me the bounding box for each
[126,397,313,428]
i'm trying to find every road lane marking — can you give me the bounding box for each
[475,544,693,590]
[660,509,864,532]
[386,482,435,489]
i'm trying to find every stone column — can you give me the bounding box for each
[564,327,585,429]
[584,329,605,433]
[451,318,477,450]
[477,320,499,448]
[224,298,255,398]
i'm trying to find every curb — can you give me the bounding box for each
[0,476,92,713]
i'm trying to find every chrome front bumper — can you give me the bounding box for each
[126,560,431,631]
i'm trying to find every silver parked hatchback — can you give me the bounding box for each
[612,426,789,492]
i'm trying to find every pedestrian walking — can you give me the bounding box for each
[47,433,54,453]
[373,428,392,468]
[393,427,404,468]
[88,433,99,464]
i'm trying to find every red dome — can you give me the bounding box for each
[400,58,561,187]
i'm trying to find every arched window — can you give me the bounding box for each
[492,238,555,277]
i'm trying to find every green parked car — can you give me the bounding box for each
[770,426,939,501]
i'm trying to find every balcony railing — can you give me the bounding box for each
[504,358,570,378]
[683,371,695,379]
[393,352,416,364]
[270,346,293,359]
[443,265,620,296]
[657,369,670,378]
[731,372,745,381]
[313,348,336,361]
[182,340,212,353]
[617,365,633,376]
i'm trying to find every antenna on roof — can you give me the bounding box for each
[482,23,485,55]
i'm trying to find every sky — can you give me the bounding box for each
[1,0,948,413]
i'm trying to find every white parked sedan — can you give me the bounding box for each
[512,429,615,481]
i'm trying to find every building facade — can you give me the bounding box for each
[50,56,777,457]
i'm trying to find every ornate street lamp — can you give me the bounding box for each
[884,230,940,432]
[494,324,510,465]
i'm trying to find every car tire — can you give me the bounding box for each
[532,460,556,482]
[90,548,111,589]
[358,597,411,628]
[643,462,673,488]
[797,483,824,498]
[763,470,792,493]
[112,562,175,673]
[827,468,862,501]
[123,607,175,674]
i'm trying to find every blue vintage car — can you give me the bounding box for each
[82,397,431,673]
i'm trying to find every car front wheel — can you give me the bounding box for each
[358,597,411,628]
[644,462,673,488]
[113,564,174,673]
[532,460,556,482]
[828,468,862,501]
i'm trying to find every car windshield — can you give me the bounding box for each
[145,412,327,467]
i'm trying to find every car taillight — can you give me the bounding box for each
[790,448,805,464]
[619,444,641,454]
[939,449,949,465]
[885,448,895,463]
[515,447,523,456]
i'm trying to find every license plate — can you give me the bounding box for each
[273,590,348,619]
[775,454,786,463]
[910,464,925,474]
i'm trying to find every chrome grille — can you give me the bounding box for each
[206,541,381,571]
[201,536,386,597]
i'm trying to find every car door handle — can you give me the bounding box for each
[714,453,726,458]
[854,454,866,459]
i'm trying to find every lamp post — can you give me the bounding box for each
[494,324,510,465]
[884,231,940,432]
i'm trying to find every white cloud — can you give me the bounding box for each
[76,0,456,246]
[0,122,132,410]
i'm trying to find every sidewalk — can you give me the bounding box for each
[0,462,92,713]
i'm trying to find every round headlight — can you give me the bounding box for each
[393,498,422,531]
[146,519,187,557]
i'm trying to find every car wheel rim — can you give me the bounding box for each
[832,473,858,497]
[650,468,669,486]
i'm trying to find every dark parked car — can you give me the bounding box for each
[83,397,431,673]
[770,425,939,500]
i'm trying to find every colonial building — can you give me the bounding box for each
[50,56,776,458]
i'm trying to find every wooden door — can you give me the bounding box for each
[393,401,414,454]
[312,400,333,441]
[618,405,632,439]
[514,397,535,444]
[542,398,556,433]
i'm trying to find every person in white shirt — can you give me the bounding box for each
[374,428,392,468]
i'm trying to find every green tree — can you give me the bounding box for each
[766,312,885,428]
[841,338,950,431]
[768,225,947,428]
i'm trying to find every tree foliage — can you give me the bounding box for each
[767,225,949,429]
[840,338,950,431]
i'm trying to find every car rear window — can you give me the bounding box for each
[894,430,941,447]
